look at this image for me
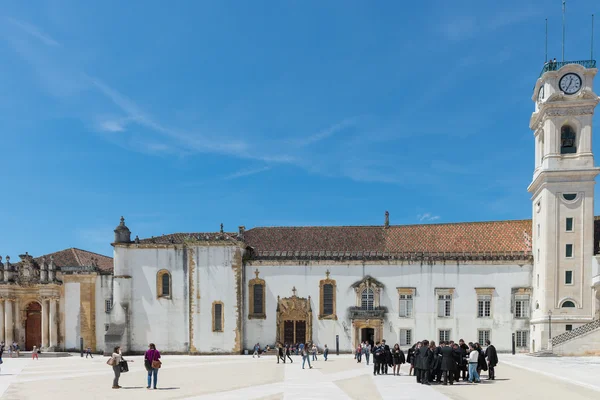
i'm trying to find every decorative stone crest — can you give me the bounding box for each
[545,106,595,117]
[16,253,40,286]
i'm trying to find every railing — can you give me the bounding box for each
[539,60,597,77]
[551,319,600,346]
[347,306,388,319]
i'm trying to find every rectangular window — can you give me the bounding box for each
[213,303,223,332]
[105,299,112,313]
[438,294,452,318]
[478,330,491,345]
[566,324,573,331]
[323,284,334,316]
[399,329,412,346]
[566,217,573,232]
[399,294,413,318]
[477,295,491,318]
[439,330,451,343]
[514,295,530,318]
[565,270,573,285]
[253,284,264,315]
[566,244,573,258]
[516,330,529,347]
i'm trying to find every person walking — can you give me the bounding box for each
[311,343,318,361]
[381,340,391,375]
[110,346,124,389]
[440,341,457,385]
[301,343,312,369]
[467,344,481,383]
[372,342,383,376]
[285,343,293,363]
[364,342,371,365]
[277,343,285,364]
[323,344,329,361]
[85,347,93,358]
[144,343,161,390]
[356,343,362,363]
[32,345,39,360]
[484,339,498,380]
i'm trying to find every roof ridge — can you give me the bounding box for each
[71,247,112,259]
[70,248,83,266]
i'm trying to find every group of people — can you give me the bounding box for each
[407,339,498,385]
[108,343,162,390]
[273,342,329,369]
[355,340,406,375]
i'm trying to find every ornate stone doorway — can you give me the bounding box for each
[361,327,375,347]
[352,319,383,349]
[276,287,312,345]
[25,302,42,351]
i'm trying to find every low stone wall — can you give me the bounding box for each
[552,327,600,356]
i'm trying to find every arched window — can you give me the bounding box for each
[319,272,337,320]
[560,125,577,154]
[561,300,576,308]
[361,288,374,310]
[248,269,266,319]
[157,270,172,299]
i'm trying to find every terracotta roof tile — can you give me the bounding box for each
[34,248,113,272]
[136,232,240,244]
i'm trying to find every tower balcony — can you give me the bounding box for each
[539,60,596,77]
[347,306,388,320]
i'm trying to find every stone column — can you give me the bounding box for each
[49,298,58,349]
[0,300,4,343]
[41,298,49,348]
[4,299,13,344]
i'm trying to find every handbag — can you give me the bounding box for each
[119,360,129,373]
[152,360,162,369]
[106,357,116,366]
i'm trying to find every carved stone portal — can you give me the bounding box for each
[276,290,313,345]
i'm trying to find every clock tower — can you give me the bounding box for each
[529,60,599,351]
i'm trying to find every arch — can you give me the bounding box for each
[361,288,374,310]
[561,300,576,308]
[25,301,42,351]
[156,269,172,299]
[319,272,337,320]
[560,124,577,154]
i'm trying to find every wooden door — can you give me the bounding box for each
[284,321,294,344]
[295,321,306,344]
[25,302,42,351]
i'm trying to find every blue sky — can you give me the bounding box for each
[1,0,599,257]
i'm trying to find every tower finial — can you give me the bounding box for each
[220,223,224,233]
[384,211,390,228]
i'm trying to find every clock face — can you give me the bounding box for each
[538,85,544,102]
[559,73,582,94]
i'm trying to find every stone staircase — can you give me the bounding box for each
[549,318,600,356]
[551,319,600,346]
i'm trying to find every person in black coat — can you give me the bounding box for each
[484,339,498,380]
[407,344,416,376]
[430,342,442,383]
[439,342,457,385]
[381,340,391,375]
[373,342,383,376]
[475,343,488,376]
[458,339,469,381]
[414,342,422,383]
[417,340,431,385]
[391,344,405,376]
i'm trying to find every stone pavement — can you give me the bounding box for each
[0,353,598,399]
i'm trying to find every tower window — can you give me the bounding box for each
[566,218,574,231]
[562,300,576,308]
[566,324,573,331]
[156,270,172,299]
[565,244,573,258]
[560,125,577,154]
[565,270,573,284]
[563,193,577,201]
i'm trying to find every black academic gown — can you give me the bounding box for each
[440,346,457,371]
[485,345,498,367]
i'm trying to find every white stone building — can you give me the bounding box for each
[102,60,600,356]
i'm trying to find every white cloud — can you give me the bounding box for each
[5,17,60,47]
[223,166,271,180]
[292,118,358,147]
[417,213,441,222]
[98,119,127,132]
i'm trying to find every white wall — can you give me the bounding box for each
[64,282,80,349]
[114,244,241,353]
[244,262,533,352]
[191,246,240,353]
[95,274,113,352]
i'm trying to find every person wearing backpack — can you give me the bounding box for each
[144,343,161,390]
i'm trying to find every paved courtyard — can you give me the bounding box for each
[0,353,599,399]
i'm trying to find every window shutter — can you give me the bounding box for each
[438,297,445,317]
[399,299,407,317]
